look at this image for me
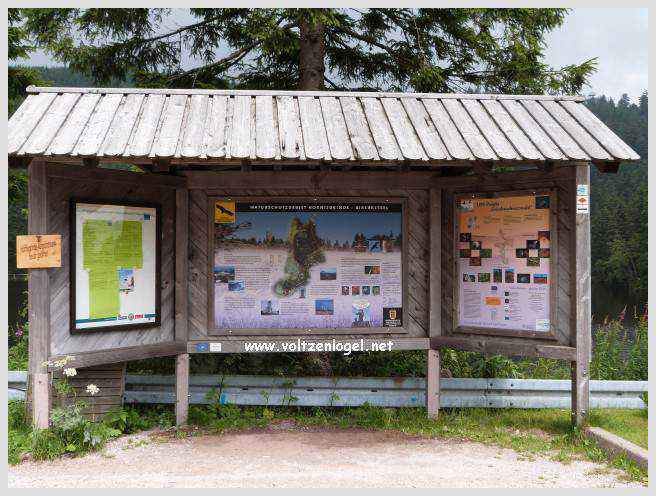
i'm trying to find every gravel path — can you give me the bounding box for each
[9,425,640,488]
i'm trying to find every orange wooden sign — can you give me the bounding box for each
[16,235,62,269]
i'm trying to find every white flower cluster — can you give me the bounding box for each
[86,384,100,396]
[63,367,77,377]
[41,355,76,369]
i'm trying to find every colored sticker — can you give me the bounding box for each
[215,201,236,224]
[535,319,551,332]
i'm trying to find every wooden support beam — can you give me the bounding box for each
[27,159,51,429]
[9,156,32,169]
[426,349,440,418]
[427,188,442,418]
[45,162,186,188]
[188,338,430,354]
[184,165,577,191]
[175,188,189,342]
[184,170,438,190]
[83,157,99,168]
[429,188,442,337]
[152,159,171,173]
[595,162,620,174]
[50,342,187,369]
[572,164,592,427]
[175,353,190,426]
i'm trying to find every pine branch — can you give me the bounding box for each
[331,23,415,68]
[167,19,297,82]
[135,13,225,45]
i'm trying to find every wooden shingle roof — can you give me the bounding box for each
[8,86,640,165]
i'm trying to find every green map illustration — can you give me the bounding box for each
[274,217,325,296]
[82,219,143,319]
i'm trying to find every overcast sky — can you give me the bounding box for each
[22,8,647,102]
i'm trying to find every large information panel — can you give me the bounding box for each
[72,201,160,332]
[213,200,404,331]
[456,193,552,333]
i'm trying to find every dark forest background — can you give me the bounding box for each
[8,66,648,323]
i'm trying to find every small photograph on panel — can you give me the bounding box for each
[535,195,550,209]
[480,248,492,258]
[527,257,540,267]
[505,269,515,283]
[315,299,334,316]
[228,281,245,291]
[260,299,280,316]
[538,230,551,247]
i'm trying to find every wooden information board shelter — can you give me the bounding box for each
[9,86,639,429]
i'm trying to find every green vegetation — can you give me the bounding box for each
[8,400,32,465]
[8,399,647,484]
[586,93,648,304]
[8,400,174,464]
[13,8,594,93]
[589,409,648,449]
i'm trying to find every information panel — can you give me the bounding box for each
[72,201,160,332]
[213,200,404,330]
[456,193,551,333]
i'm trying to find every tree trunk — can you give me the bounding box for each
[298,18,325,90]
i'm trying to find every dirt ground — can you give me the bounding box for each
[9,425,641,488]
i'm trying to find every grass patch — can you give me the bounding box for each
[588,408,648,449]
[8,401,32,465]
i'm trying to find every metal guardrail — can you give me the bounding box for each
[9,371,647,409]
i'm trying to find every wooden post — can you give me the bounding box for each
[174,188,190,426]
[175,188,189,341]
[27,159,51,429]
[175,353,190,426]
[572,164,591,427]
[427,188,442,418]
[427,349,440,418]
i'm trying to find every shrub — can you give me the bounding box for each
[625,317,648,381]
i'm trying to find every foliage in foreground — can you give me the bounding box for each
[8,400,174,464]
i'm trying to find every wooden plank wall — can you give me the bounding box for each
[188,188,430,339]
[46,165,177,355]
[51,363,126,421]
[440,173,574,346]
